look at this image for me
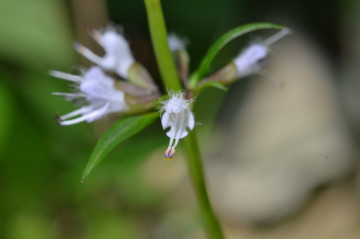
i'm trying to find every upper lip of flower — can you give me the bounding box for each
[74,27,135,79]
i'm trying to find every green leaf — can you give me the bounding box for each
[0,71,14,154]
[195,82,228,95]
[189,22,284,89]
[81,113,159,183]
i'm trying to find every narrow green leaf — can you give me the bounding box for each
[195,82,228,95]
[189,22,284,89]
[81,112,159,183]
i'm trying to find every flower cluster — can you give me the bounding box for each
[52,25,288,159]
[51,26,159,126]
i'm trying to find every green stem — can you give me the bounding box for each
[144,0,224,237]
[144,0,182,91]
[183,130,224,239]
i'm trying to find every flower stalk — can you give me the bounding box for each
[144,0,224,238]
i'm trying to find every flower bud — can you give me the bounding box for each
[168,34,190,86]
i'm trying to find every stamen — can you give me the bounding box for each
[52,92,87,98]
[165,147,175,160]
[91,30,103,45]
[59,103,109,126]
[59,107,90,120]
[49,71,82,82]
[264,28,291,46]
[74,42,103,65]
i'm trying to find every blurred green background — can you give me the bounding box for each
[1,0,360,239]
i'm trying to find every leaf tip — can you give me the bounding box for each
[81,173,87,184]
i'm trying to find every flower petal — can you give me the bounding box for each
[49,70,82,82]
[179,130,188,139]
[187,110,195,130]
[59,103,109,126]
[80,67,126,103]
[74,43,103,66]
[166,128,174,138]
[233,44,267,78]
[161,111,171,129]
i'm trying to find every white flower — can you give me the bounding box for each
[234,28,290,78]
[51,66,128,126]
[168,34,187,52]
[74,27,135,79]
[161,91,195,160]
[234,43,268,77]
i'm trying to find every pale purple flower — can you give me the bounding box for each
[74,27,134,79]
[51,66,128,125]
[234,43,268,77]
[161,92,195,160]
[234,28,290,77]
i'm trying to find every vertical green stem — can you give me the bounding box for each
[144,0,182,91]
[144,0,224,238]
[183,130,224,239]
